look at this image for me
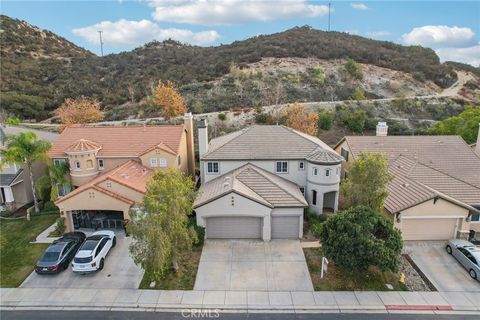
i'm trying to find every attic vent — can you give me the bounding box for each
[223,182,230,189]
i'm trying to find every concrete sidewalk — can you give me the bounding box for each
[1,288,480,314]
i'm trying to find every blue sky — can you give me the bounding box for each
[2,1,479,65]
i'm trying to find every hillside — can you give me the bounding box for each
[0,15,472,121]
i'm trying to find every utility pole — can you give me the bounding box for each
[328,2,331,31]
[98,30,104,57]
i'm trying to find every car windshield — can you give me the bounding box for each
[80,240,98,251]
[40,251,60,262]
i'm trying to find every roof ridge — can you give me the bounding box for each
[247,163,306,205]
[204,126,252,156]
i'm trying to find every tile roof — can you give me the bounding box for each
[202,125,341,162]
[340,135,480,212]
[307,147,344,164]
[56,160,153,205]
[64,139,102,153]
[194,163,308,209]
[48,125,185,158]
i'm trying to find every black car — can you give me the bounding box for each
[35,232,86,274]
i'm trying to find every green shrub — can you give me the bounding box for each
[345,109,367,133]
[352,88,366,101]
[318,111,334,130]
[218,113,227,121]
[255,112,269,124]
[43,201,59,212]
[344,58,363,80]
[35,175,51,202]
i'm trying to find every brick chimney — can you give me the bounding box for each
[183,112,195,176]
[376,121,388,137]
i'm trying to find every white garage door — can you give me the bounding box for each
[206,217,262,239]
[271,216,300,239]
[401,218,458,240]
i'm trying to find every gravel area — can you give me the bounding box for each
[400,254,433,291]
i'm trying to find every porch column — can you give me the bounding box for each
[61,210,74,233]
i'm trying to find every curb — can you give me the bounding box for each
[385,305,453,311]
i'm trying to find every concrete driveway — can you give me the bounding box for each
[194,240,313,291]
[21,231,144,289]
[404,241,480,292]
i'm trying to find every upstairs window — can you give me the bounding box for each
[312,190,317,205]
[325,169,331,177]
[275,161,288,173]
[341,148,349,161]
[159,158,167,167]
[74,161,81,170]
[53,159,66,167]
[207,162,219,174]
[98,159,104,170]
[313,167,318,176]
[150,158,158,167]
[298,161,305,170]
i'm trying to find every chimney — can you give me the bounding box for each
[475,123,480,156]
[183,112,195,176]
[198,118,208,159]
[376,121,388,137]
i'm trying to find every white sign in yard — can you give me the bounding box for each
[321,257,329,279]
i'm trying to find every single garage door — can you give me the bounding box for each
[206,217,262,239]
[401,218,458,240]
[271,216,300,239]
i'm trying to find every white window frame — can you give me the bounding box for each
[325,168,331,177]
[74,161,81,170]
[313,167,318,176]
[471,213,480,223]
[275,161,288,173]
[150,158,158,167]
[159,158,167,167]
[206,162,219,174]
[53,158,66,167]
[98,159,104,170]
[298,161,305,170]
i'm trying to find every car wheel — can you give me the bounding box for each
[99,258,105,271]
[446,245,452,254]
[469,269,477,279]
[112,237,116,248]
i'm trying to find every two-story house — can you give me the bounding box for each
[49,113,195,232]
[194,120,343,241]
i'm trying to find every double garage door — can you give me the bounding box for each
[205,216,300,239]
[401,218,458,240]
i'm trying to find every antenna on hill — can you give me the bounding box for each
[328,2,331,31]
[98,30,104,57]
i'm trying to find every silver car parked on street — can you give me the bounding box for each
[446,239,480,280]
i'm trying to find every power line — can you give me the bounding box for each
[98,30,104,57]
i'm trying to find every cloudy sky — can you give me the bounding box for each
[2,1,479,66]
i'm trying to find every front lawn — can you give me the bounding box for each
[304,247,408,291]
[139,245,202,290]
[0,214,57,287]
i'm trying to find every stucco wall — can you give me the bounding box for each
[195,192,272,240]
[97,179,144,203]
[139,148,181,172]
[202,159,308,186]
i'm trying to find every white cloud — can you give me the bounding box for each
[351,3,368,11]
[149,0,330,25]
[72,19,219,47]
[366,31,391,37]
[436,44,480,67]
[402,25,476,48]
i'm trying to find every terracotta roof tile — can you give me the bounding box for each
[48,125,185,158]
[64,139,102,153]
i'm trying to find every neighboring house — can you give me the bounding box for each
[334,122,480,241]
[0,126,58,210]
[194,121,343,241]
[50,113,195,232]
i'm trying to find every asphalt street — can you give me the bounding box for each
[2,311,480,320]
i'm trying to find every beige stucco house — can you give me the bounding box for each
[1,126,58,210]
[334,123,480,241]
[194,122,343,241]
[50,113,195,232]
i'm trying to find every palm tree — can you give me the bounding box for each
[0,132,51,213]
[49,161,71,202]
